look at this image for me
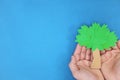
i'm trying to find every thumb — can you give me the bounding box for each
[117,40,120,49]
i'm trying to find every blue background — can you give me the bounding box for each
[0,0,120,80]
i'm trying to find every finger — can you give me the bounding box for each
[74,44,82,61]
[100,50,105,55]
[104,51,112,60]
[101,54,107,63]
[112,45,119,50]
[69,56,79,73]
[117,40,120,49]
[111,49,120,56]
[81,46,86,60]
[74,44,82,55]
[85,49,91,61]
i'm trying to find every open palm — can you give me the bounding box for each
[101,40,120,80]
[69,44,104,80]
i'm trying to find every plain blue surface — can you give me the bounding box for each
[0,0,120,80]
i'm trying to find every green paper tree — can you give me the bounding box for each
[76,23,118,51]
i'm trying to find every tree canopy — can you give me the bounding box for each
[76,23,118,51]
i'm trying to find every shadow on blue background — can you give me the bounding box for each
[0,0,120,80]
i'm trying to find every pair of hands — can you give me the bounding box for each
[69,40,120,80]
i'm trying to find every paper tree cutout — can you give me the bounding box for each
[75,23,118,69]
[76,23,118,51]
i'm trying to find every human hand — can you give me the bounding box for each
[101,40,120,80]
[69,44,104,80]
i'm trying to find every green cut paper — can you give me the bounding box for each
[75,23,118,51]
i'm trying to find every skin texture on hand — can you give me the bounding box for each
[101,40,120,80]
[69,40,120,80]
[69,45,104,80]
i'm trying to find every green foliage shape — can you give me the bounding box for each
[75,23,118,51]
